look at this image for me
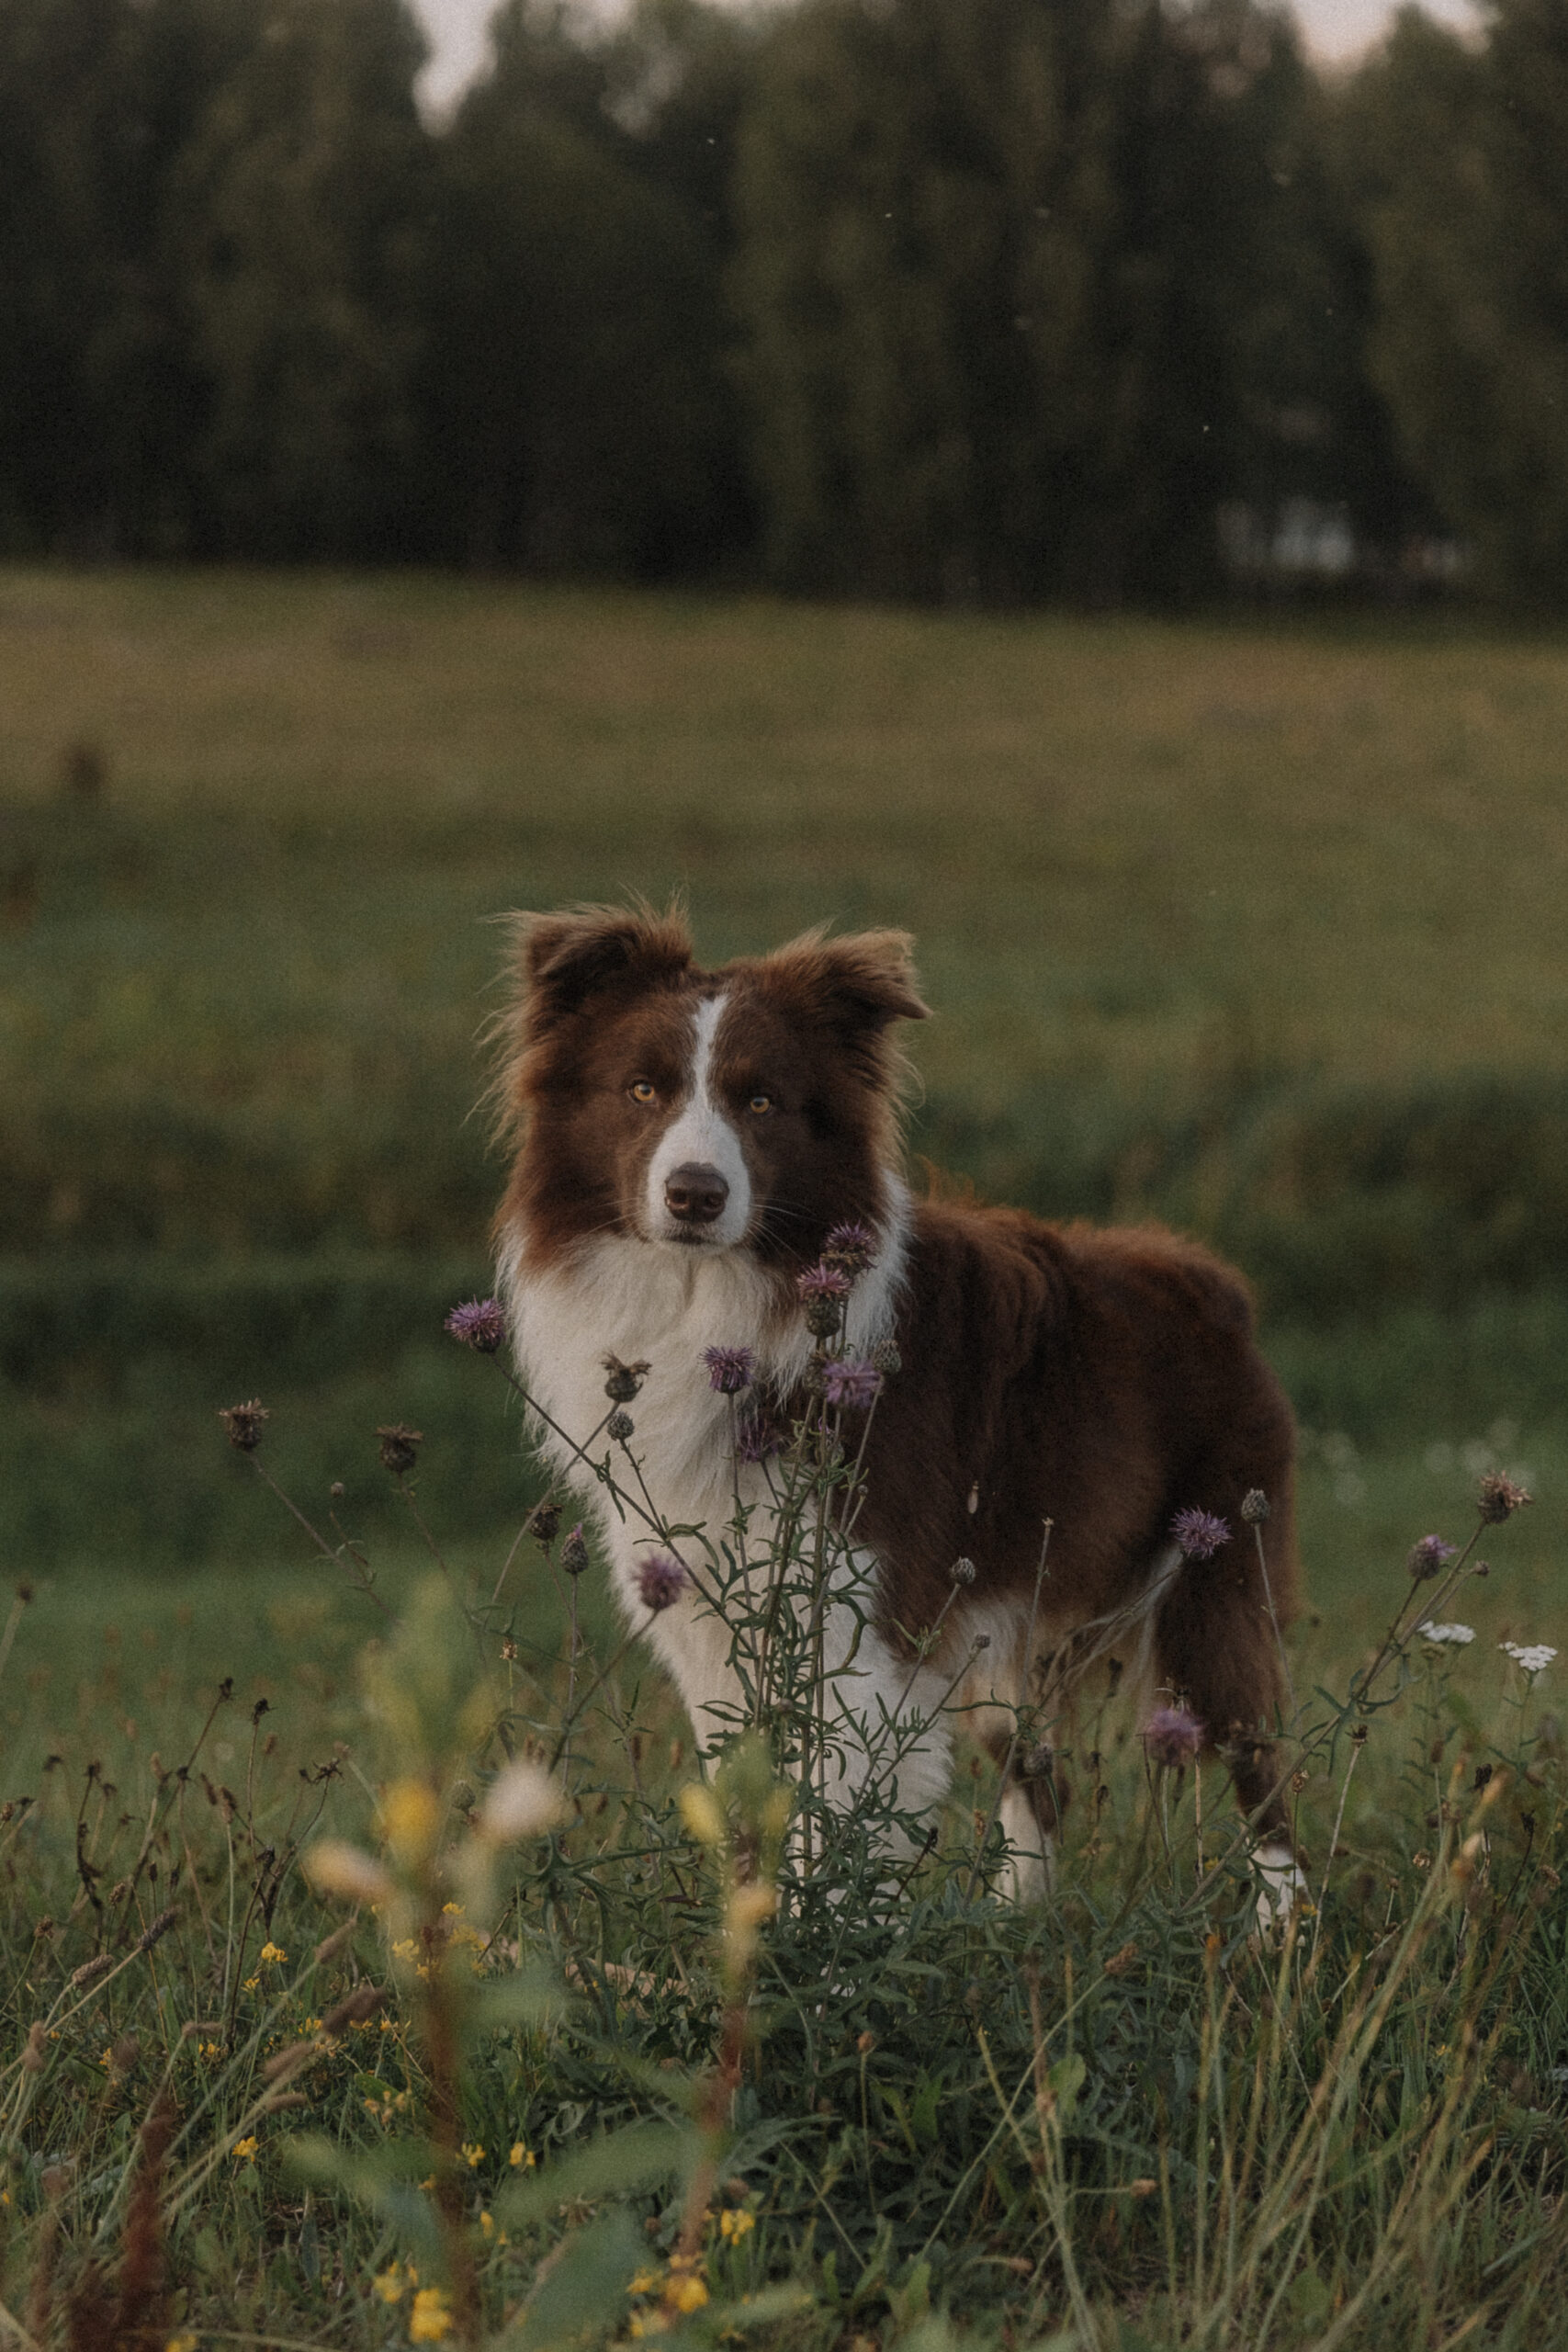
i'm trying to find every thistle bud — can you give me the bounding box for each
[1240,1489,1269,1524]
[606,1409,635,1442]
[560,1524,591,1577]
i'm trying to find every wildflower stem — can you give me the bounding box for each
[246,1457,393,1615]
[1251,1520,1297,1719]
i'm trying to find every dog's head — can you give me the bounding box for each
[494,905,928,1270]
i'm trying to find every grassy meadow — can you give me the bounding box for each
[2,567,1567,2345]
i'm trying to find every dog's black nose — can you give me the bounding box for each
[664,1162,729,1225]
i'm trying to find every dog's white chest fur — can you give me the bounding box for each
[496,1217,940,1795]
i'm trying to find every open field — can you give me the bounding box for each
[4,567,1568,1567]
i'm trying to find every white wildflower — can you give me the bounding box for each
[1500,1642,1558,1676]
[1418,1622,1475,1645]
[303,1839,392,1905]
[477,1758,569,1845]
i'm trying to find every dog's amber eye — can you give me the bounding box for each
[628,1080,657,1105]
[748,1092,773,1114]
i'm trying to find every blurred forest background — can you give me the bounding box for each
[6,0,1568,600]
[3,0,1567,1600]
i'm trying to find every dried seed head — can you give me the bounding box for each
[703,1345,756,1396]
[219,1399,269,1453]
[871,1339,902,1377]
[377,1424,423,1476]
[1406,1533,1459,1580]
[560,1524,591,1577]
[1477,1471,1532,1524]
[606,1409,635,1442]
[637,1552,687,1613]
[445,1296,506,1353]
[602,1354,650,1403]
[136,1907,178,1954]
[951,1556,977,1586]
[529,1499,561,1548]
[1170,1508,1231,1561]
[321,1984,388,2035]
[70,1953,114,1990]
[1240,1488,1269,1524]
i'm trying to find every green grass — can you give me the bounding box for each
[1,1391,1564,2349]
[4,566,1567,2343]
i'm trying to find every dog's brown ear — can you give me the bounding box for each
[761,928,929,1038]
[517,904,694,1025]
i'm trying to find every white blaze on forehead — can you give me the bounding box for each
[644,992,751,1248]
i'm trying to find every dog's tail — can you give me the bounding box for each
[1037,1540,1184,1715]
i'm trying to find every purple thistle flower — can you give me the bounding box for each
[735,1408,785,1463]
[446,1296,506,1353]
[797,1260,852,1338]
[1406,1533,1460,1580]
[1170,1507,1231,1561]
[703,1344,756,1396]
[1142,1703,1204,1770]
[821,1356,881,1412]
[823,1221,878,1279]
[636,1551,687,1612]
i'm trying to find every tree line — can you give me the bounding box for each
[3,0,1565,604]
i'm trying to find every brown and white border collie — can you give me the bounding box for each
[494,905,1302,1910]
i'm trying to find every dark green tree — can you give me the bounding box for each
[419,0,747,575]
[732,0,1375,603]
[1347,0,1568,596]
[169,0,430,559]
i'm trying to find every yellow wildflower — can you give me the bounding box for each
[371,2263,407,2303]
[410,2285,454,2341]
[479,2210,495,2237]
[677,1783,724,1847]
[509,2141,535,2169]
[461,2142,484,2168]
[668,2274,709,2314]
[257,1942,288,1965]
[380,1779,442,1865]
[165,2335,199,2352]
[719,2208,755,2242]
[242,1975,259,1993]
[629,2269,662,2296]
[231,2137,258,2165]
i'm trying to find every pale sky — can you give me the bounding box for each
[409,0,1479,113]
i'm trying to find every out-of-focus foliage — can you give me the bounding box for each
[1343,0,1568,599]
[732,0,1376,601]
[7,0,1568,596]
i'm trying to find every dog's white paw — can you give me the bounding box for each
[1253,1841,1309,1937]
